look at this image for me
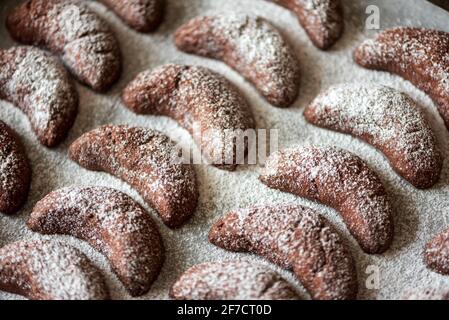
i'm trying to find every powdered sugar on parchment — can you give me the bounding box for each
[1,0,449,300]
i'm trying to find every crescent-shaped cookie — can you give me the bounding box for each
[69,125,198,228]
[28,186,165,297]
[259,146,394,254]
[170,260,299,300]
[425,228,449,275]
[0,120,31,215]
[209,204,358,300]
[6,0,122,92]
[268,0,344,49]
[305,83,442,189]
[174,14,300,108]
[354,27,449,130]
[97,0,165,32]
[122,64,255,171]
[0,240,109,300]
[0,46,78,147]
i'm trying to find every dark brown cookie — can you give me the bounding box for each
[354,27,449,131]
[69,125,198,228]
[122,64,255,171]
[6,0,122,92]
[209,204,358,300]
[0,46,78,147]
[174,14,300,108]
[28,186,165,297]
[0,240,109,300]
[425,228,449,275]
[305,83,442,189]
[170,260,299,300]
[259,146,394,254]
[0,120,31,215]
[98,0,165,32]
[269,0,344,49]
[403,288,449,300]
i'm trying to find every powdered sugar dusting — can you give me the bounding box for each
[305,83,442,188]
[6,0,121,91]
[97,0,163,31]
[213,14,299,103]
[0,126,21,195]
[358,27,449,92]
[425,228,449,275]
[29,186,164,296]
[0,120,30,214]
[1,0,449,300]
[175,13,300,107]
[123,64,255,168]
[0,47,77,146]
[69,125,198,227]
[270,0,343,48]
[209,204,357,299]
[403,287,449,300]
[355,27,449,130]
[0,240,109,300]
[171,260,299,300]
[260,146,393,254]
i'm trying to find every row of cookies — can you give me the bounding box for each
[0,236,302,300]
[122,13,449,301]
[2,0,448,298]
[1,236,446,300]
[0,123,447,299]
[0,179,446,300]
[1,0,343,105]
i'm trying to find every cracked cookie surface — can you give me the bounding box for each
[175,14,300,108]
[209,204,358,300]
[69,125,198,228]
[6,0,122,91]
[0,240,109,300]
[123,64,255,171]
[260,146,394,254]
[28,186,165,297]
[305,83,442,189]
[170,260,299,300]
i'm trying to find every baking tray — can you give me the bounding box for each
[0,0,449,300]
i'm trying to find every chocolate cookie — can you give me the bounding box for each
[175,14,300,108]
[268,0,344,49]
[354,27,449,130]
[403,288,449,300]
[209,204,358,300]
[0,46,78,147]
[6,0,122,92]
[28,186,165,297]
[0,240,109,300]
[122,64,255,171]
[0,120,31,215]
[305,83,442,189]
[69,125,198,228]
[98,0,165,32]
[260,146,394,254]
[170,260,299,300]
[425,228,449,275]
